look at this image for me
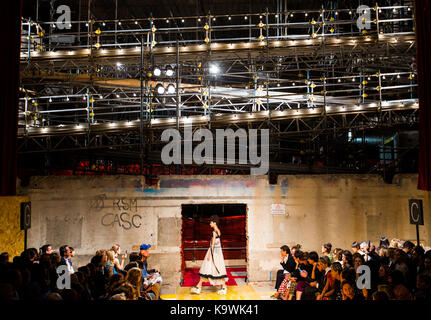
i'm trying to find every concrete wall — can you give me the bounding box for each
[0,196,29,259]
[19,174,431,284]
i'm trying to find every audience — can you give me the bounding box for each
[1,237,430,301]
[0,242,162,301]
[269,238,431,300]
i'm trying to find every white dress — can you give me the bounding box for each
[198,230,228,286]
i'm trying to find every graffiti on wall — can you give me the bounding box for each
[91,195,142,230]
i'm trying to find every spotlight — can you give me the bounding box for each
[209,64,219,74]
[213,17,216,21]
[153,67,162,77]
[135,21,138,24]
[198,18,201,22]
[165,66,175,77]
[181,19,185,23]
[155,84,165,95]
[228,16,231,20]
[102,22,106,26]
[118,21,122,25]
[166,19,169,23]
[49,98,52,102]
[245,16,248,20]
[167,84,176,94]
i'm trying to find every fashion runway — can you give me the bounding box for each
[160,283,275,300]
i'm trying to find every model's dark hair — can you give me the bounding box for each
[352,241,360,249]
[280,245,290,255]
[210,215,219,225]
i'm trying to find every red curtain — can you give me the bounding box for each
[416,1,431,191]
[0,1,22,196]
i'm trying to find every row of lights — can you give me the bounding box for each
[29,99,417,132]
[46,6,413,31]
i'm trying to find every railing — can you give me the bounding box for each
[20,5,415,57]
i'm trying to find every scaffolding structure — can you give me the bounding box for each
[18,3,418,175]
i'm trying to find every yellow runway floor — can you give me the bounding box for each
[160,285,274,300]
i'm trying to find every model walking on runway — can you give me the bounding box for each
[191,215,228,295]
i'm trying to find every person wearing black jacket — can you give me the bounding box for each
[289,251,313,300]
[302,252,326,300]
[275,245,296,289]
[271,245,296,299]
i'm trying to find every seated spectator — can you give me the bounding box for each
[379,237,390,249]
[389,270,411,300]
[139,244,162,300]
[402,241,415,257]
[39,244,53,256]
[341,281,364,300]
[112,244,127,270]
[116,282,139,300]
[124,262,139,272]
[317,262,342,300]
[351,242,360,254]
[414,273,431,300]
[105,273,124,299]
[372,290,389,300]
[105,250,120,277]
[301,252,323,300]
[273,245,296,298]
[390,238,400,249]
[378,247,390,265]
[59,245,74,274]
[291,250,312,300]
[125,267,142,299]
[333,248,343,263]
[321,243,333,263]
[341,250,353,270]
[353,252,365,274]
[392,249,410,285]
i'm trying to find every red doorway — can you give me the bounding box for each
[180,204,247,286]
